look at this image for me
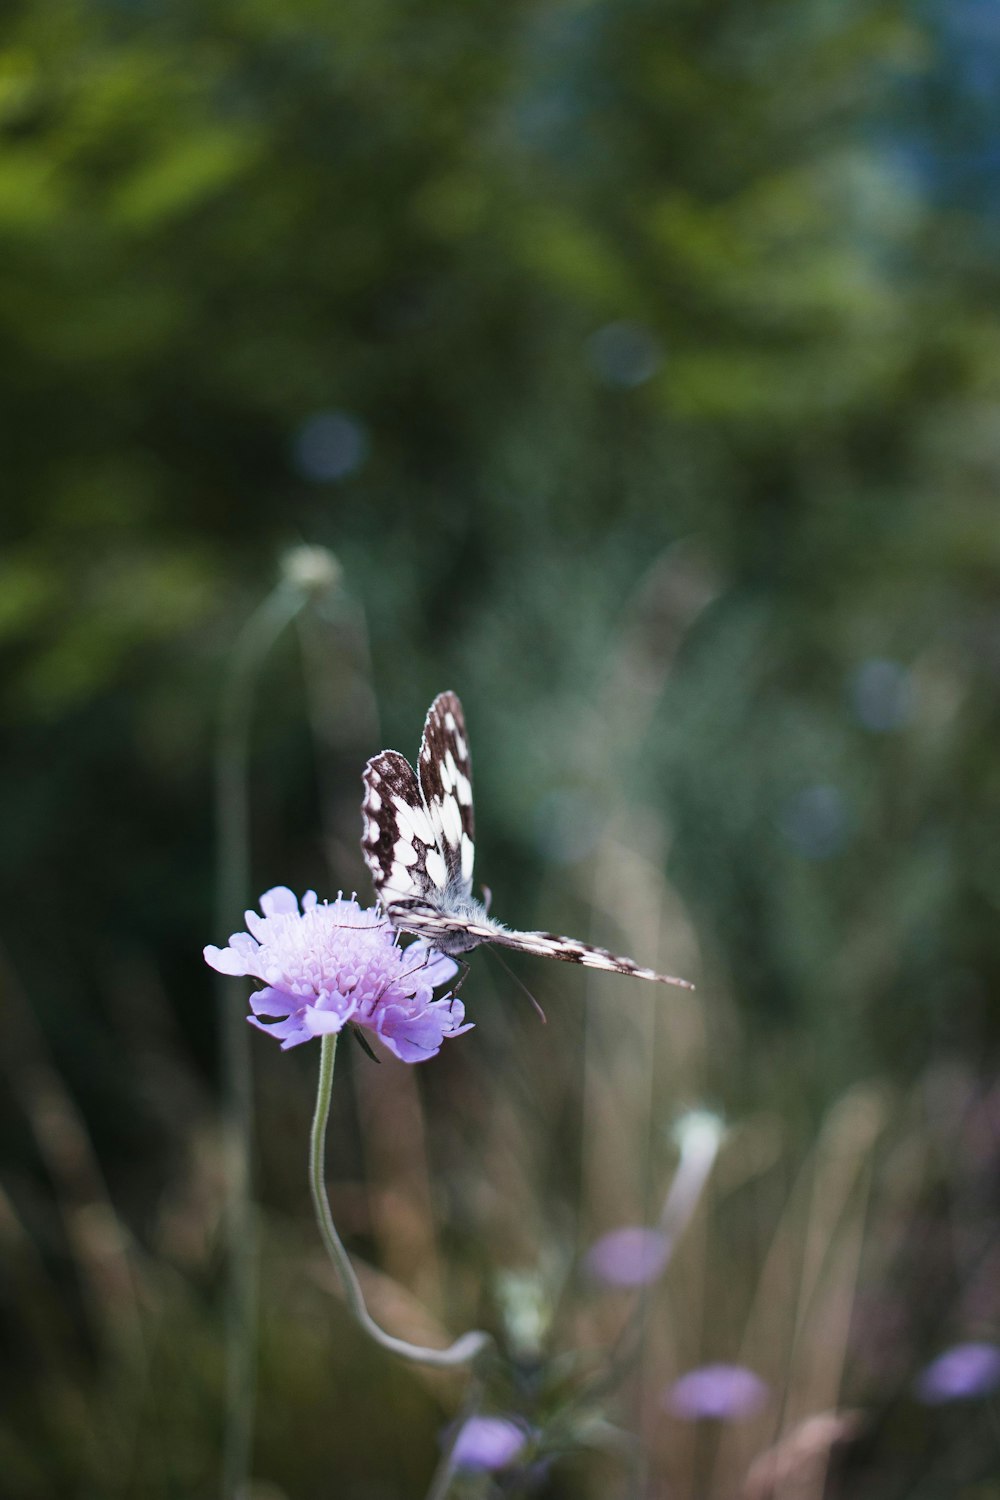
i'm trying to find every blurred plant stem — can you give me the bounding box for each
[586,1112,725,1407]
[214,573,318,1500]
[309,1031,493,1369]
[421,1369,489,1500]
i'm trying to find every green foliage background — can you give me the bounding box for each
[2,0,999,1495]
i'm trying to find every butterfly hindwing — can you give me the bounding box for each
[417,691,475,897]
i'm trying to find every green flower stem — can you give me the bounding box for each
[309,1033,492,1369]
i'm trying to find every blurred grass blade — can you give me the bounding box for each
[214,570,322,1500]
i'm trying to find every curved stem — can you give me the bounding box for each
[309,1033,493,1369]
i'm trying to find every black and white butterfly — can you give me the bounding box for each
[361,692,692,989]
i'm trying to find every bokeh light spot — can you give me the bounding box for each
[587,320,663,388]
[533,788,602,865]
[850,658,914,732]
[292,410,369,482]
[780,784,850,860]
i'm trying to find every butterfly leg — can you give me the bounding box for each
[367,951,447,1013]
[480,885,492,914]
[449,959,471,1009]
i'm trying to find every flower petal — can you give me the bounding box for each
[247,1013,305,1045]
[204,943,252,976]
[244,909,269,941]
[303,1006,348,1037]
[404,940,459,989]
[375,996,473,1063]
[260,886,300,916]
[248,986,296,1018]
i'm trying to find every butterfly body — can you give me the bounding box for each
[361,692,692,989]
[378,893,500,959]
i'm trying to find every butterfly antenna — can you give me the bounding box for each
[486,946,547,1025]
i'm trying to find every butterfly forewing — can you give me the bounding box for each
[417,691,475,898]
[362,749,449,909]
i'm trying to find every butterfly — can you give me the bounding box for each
[361,691,693,989]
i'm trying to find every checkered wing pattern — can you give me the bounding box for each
[416,691,475,899]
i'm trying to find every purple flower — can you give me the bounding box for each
[204,887,472,1062]
[915,1342,1000,1404]
[450,1415,528,1472]
[585,1227,670,1287]
[664,1364,769,1422]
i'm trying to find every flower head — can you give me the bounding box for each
[204,886,472,1062]
[915,1342,1000,1404]
[585,1226,670,1287]
[664,1364,769,1422]
[450,1416,529,1473]
[280,544,341,594]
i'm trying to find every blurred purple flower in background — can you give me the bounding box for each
[915,1342,1000,1404]
[204,887,471,1061]
[450,1415,529,1472]
[665,1364,769,1421]
[586,1226,670,1287]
